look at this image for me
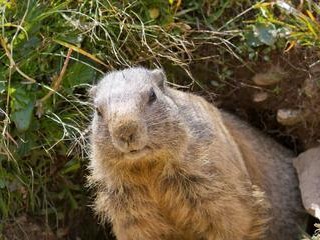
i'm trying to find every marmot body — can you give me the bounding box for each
[88,67,305,240]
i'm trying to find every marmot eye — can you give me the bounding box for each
[95,107,102,117]
[148,88,157,104]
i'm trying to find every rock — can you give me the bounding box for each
[253,92,268,102]
[293,147,320,220]
[252,65,286,86]
[276,109,303,126]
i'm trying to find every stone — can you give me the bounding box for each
[252,65,286,86]
[253,92,268,102]
[276,109,302,126]
[293,147,320,220]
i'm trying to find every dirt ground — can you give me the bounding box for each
[2,211,113,240]
[189,47,320,153]
[2,215,56,240]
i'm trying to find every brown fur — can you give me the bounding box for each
[88,67,305,240]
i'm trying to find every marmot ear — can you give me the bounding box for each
[151,68,166,90]
[89,85,97,98]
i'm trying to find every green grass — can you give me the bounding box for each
[0,0,319,238]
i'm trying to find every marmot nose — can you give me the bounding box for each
[114,121,139,146]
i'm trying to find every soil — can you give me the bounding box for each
[187,47,320,154]
[2,208,114,240]
[2,215,56,240]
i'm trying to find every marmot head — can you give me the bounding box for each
[90,67,188,162]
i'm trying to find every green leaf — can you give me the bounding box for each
[244,30,263,47]
[11,102,34,132]
[66,189,78,209]
[0,192,8,218]
[16,132,36,157]
[0,81,5,94]
[10,86,35,132]
[64,62,96,88]
[10,87,33,111]
[61,160,80,175]
[58,33,84,46]
[18,36,41,57]
[254,22,277,46]
[0,179,6,189]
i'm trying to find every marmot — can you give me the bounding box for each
[88,67,305,240]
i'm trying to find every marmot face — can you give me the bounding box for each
[90,67,188,162]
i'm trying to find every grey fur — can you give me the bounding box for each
[88,67,306,240]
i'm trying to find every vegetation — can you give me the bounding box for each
[312,224,320,240]
[0,0,319,238]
